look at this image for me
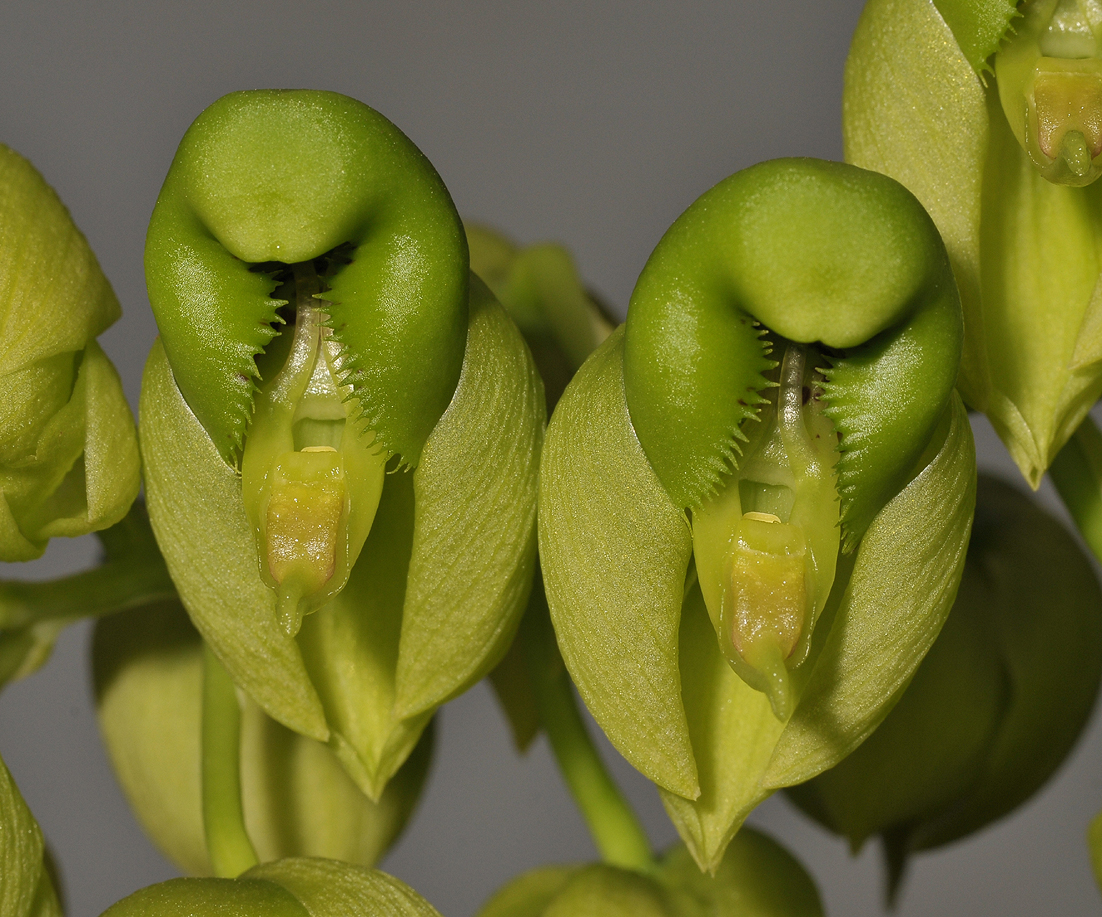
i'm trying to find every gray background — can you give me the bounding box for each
[0,2,1100,915]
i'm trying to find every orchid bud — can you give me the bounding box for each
[140,91,544,799]
[477,830,823,917]
[538,158,975,869]
[844,0,1102,486]
[466,223,615,409]
[0,144,139,562]
[787,474,1102,900]
[99,858,441,917]
[92,599,432,874]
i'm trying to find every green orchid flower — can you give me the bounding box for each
[0,144,139,562]
[476,829,823,917]
[0,750,61,917]
[93,598,432,875]
[539,157,976,870]
[844,0,1102,487]
[140,90,544,800]
[788,474,1102,901]
[99,858,441,917]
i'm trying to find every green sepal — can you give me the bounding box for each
[846,0,1102,487]
[395,277,544,717]
[477,865,578,917]
[140,337,329,741]
[0,141,139,561]
[0,753,62,917]
[844,0,991,416]
[931,0,1020,74]
[539,327,698,800]
[622,158,961,549]
[145,90,468,466]
[92,599,433,875]
[100,878,309,917]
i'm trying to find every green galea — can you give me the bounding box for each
[538,158,976,870]
[141,91,544,800]
[0,751,61,917]
[0,144,139,562]
[788,475,1102,900]
[93,600,432,875]
[844,0,1102,486]
[99,859,442,917]
[476,828,823,917]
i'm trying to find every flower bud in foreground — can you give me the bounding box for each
[92,599,432,874]
[787,474,1102,899]
[845,0,1102,485]
[539,158,975,869]
[141,91,544,799]
[99,858,441,917]
[0,145,139,561]
[477,830,823,917]
[0,750,61,917]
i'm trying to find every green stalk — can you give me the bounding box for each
[524,576,656,873]
[0,504,176,629]
[1050,417,1102,562]
[201,644,258,878]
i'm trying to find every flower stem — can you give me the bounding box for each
[524,574,656,873]
[201,643,258,878]
[1050,416,1102,561]
[0,504,176,629]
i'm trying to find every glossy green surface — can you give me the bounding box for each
[622,158,961,549]
[0,753,61,917]
[145,90,468,467]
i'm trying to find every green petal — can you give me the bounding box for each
[395,278,544,717]
[92,599,432,874]
[539,327,697,799]
[764,393,976,787]
[622,158,961,548]
[0,753,61,917]
[660,829,824,917]
[246,858,443,917]
[844,0,991,412]
[658,585,785,872]
[140,338,328,741]
[145,90,468,465]
[931,0,1020,74]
